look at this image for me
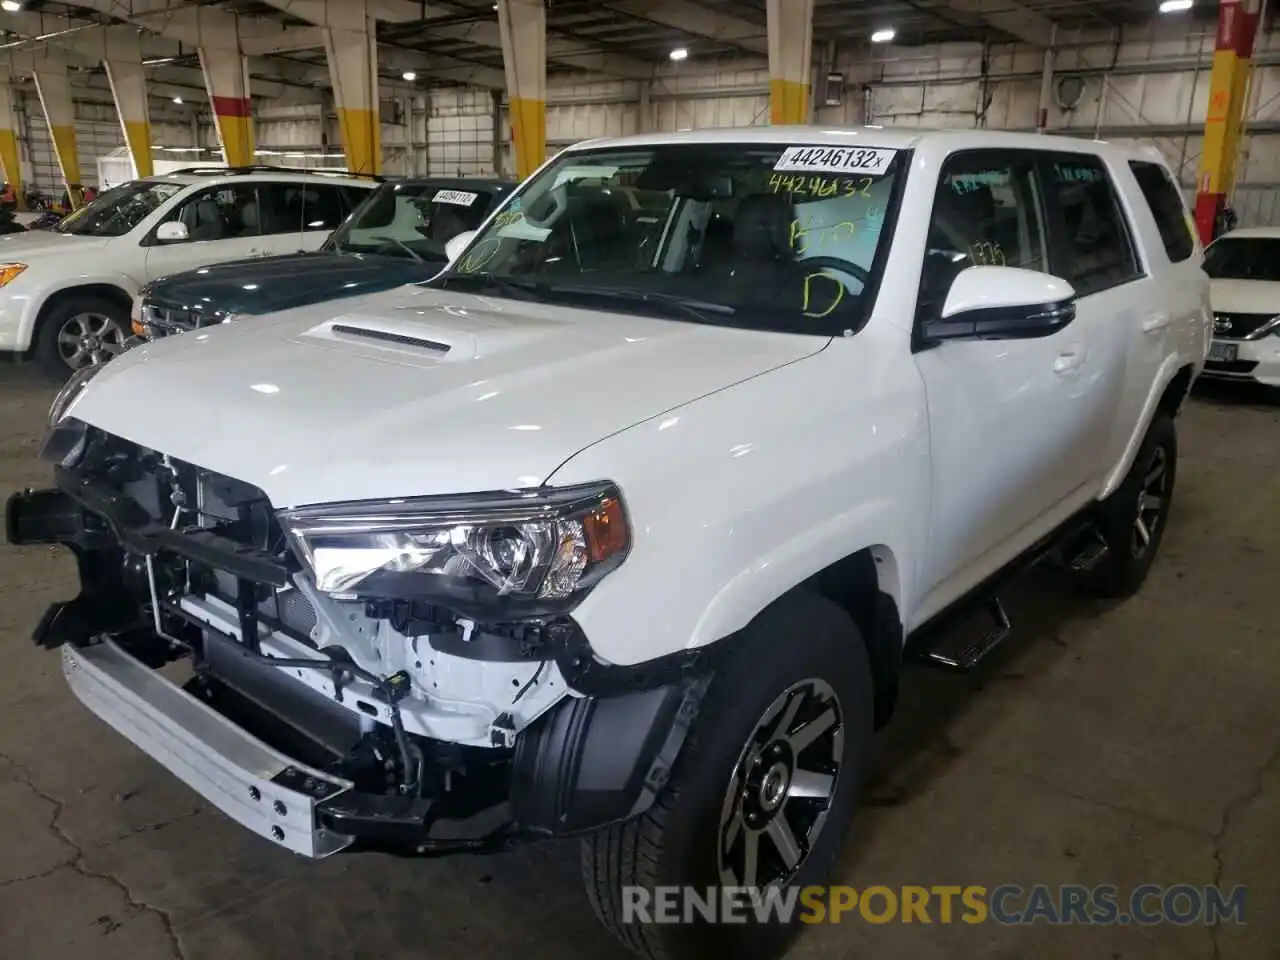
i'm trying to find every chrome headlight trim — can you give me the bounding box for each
[47,361,106,427]
[279,481,631,616]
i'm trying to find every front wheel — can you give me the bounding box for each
[33,295,129,379]
[582,592,875,960]
[1079,413,1178,598]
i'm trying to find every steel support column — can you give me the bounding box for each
[767,0,815,124]
[31,58,83,208]
[0,78,22,208]
[1194,0,1260,244]
[498,0,546,180]
[102,28,154,178]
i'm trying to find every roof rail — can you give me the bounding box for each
[164,164,386,182]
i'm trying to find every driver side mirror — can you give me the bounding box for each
[920,266,1076,343]
[155,221,189,243]
[445,229,477,264]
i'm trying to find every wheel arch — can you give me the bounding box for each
[800,545,904,729]
[27,281,137,360]
[1101,359,1195,499]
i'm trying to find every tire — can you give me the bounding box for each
[32,294,129,380]
[582,591,875,960]
[1080,413,1177,598]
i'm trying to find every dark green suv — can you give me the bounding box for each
[131,176,514,340]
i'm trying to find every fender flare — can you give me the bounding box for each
[685,499,909,655]
[1100,357,1194,500]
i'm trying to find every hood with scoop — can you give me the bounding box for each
[65,284,827,507]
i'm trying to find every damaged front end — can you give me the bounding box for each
[7,419,710,858]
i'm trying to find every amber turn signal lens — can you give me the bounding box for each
[583,496,628,563]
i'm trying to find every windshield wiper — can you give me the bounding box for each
[545,284,737,323]
[436,272,549,301]
[368,235,425,264]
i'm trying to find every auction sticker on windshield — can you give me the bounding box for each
[434,189,479,206]
[774,146,897,176]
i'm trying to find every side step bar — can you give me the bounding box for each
[908,513,1111,674]
[922,597,1012,673]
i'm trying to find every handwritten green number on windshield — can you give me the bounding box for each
[460,238,500,273]
[803,272,845,319]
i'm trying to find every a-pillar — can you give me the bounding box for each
[199,47,255,166]
[322,0,381,175]
[1194,0,1260,244]
[102,28,153,178]
[31,57,84,208]
[767,0,815,124]
[497,0,546,180]
[0,77,23,208]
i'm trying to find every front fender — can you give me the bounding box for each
[17,273,141,348]
[550,335,929,668]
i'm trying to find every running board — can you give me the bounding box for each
[921,597,1012,673]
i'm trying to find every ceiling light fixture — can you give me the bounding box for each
[1158,0,1193,11]
[871,27,896,43]
[172,96,182,104]
[402,70,417,81]
[1,1,21,11]
[669,47,688,61]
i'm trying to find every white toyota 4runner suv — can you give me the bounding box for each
[0,166,376,377]
[8,128,1209,959]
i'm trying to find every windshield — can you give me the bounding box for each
[432,142,904,334]
[1203,237,1280,281]
[55,180,184,237]
[331,182,496,262]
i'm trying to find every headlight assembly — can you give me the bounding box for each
[47,361,106,426]
[280,482,630,618]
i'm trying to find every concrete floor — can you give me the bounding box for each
[0,364,1277,960]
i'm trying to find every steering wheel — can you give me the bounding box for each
[796,256,871,286]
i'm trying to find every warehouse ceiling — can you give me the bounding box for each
[0,0,1237,95]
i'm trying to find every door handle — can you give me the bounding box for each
[1142,313,1173,333]
[1054,348,1086,374]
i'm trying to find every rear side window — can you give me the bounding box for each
[1042,156,1140,297]
[1129,160,1194,263]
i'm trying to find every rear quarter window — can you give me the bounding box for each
[1129,160,1195,263]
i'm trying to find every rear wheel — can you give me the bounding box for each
[582,592,875,960]
[33,295,128,379]
[1080,413,1177,598]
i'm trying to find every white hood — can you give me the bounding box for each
[1209,277,1280,316]
[0,230,110,258]
[66,285,826,507]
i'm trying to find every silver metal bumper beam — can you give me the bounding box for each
[62,640,354,858]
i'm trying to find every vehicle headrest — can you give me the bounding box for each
[733,192,795,261]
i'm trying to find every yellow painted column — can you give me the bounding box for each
[103,29,154,178]
[1194,0,1260,244]
[32,59,84,209]
[767,0,815,125]
[497,0,546,179]
[0,81,24,208]
[199,49,256,166]
[323,3,382,175]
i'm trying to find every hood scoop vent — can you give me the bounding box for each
[330,323,451,354]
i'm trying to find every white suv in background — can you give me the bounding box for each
[1201,226,1280,387]
[0,167,377,377]
[10,129,1209,960]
